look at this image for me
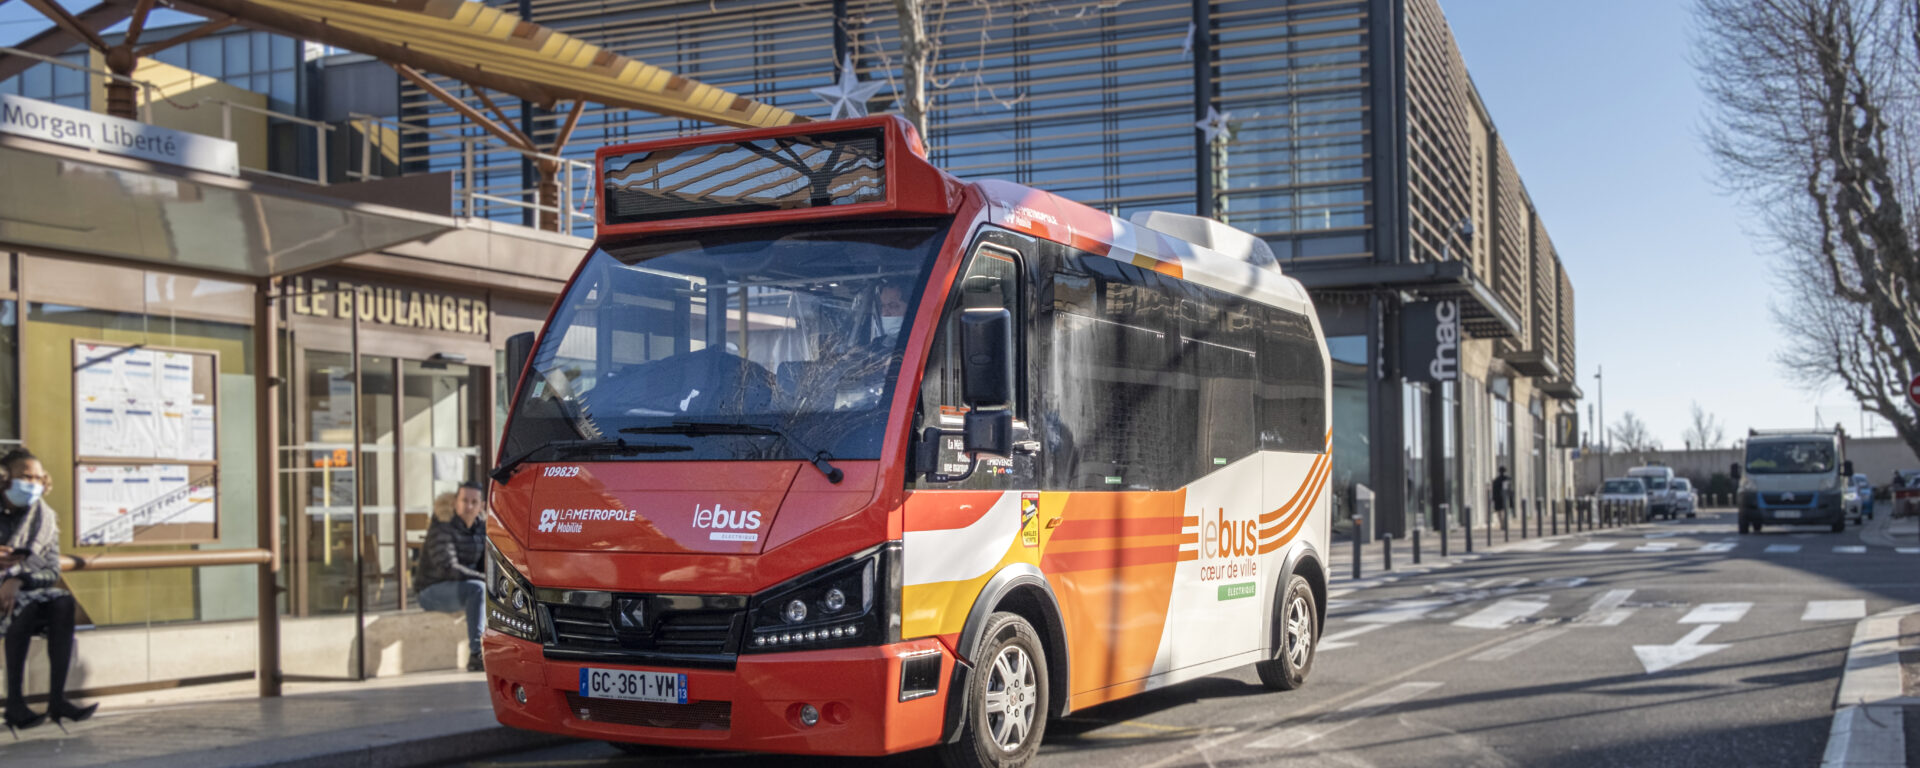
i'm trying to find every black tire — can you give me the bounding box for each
[940,613,1049,768]
[1832,519,1846,533]
[1738,517,1750,534]
[1256,574,1317,691]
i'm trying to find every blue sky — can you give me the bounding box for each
[1443,0,1888,446]
[1,0,1888,447]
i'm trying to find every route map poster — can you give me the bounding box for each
[71,341,221,545]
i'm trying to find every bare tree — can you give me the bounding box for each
[1694,0,1920,461]
[1610,412,1662,454]
[1682,401,1727,450]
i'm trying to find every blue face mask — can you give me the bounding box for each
[4,480,43,508]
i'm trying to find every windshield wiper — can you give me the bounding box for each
[620,420,844,483]
[490,438,690,484]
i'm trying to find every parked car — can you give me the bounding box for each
[1893,471,1920,519]
[1628,465,1678,519]
[1599,477,1649,523]
[1843,473,1873,523]
[1672,477,1697,518]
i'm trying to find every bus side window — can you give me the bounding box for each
[913,244,1033,489]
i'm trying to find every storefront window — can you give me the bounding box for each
[1328,335,1369,534]
[1403,381,1427,532]
[1532,396,1547,504]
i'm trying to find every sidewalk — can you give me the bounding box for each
[1861,510,1920,551]
[1329,510,1633,591]
[0,670,564,768]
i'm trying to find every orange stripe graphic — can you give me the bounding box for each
[1258,453,1329,526]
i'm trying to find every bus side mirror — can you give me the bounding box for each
[959,308,1014,409]
[504,331,536,397]
[1730,462,1742,481]
[1843,460,1855,477]
[964,409,1013,458]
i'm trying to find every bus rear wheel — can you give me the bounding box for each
[940,612,1049,768]
[1256,574,1317,691]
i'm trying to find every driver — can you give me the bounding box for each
[875,282,909,347]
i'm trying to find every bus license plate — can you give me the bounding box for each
[579,667,687,704]
[1774,510,1800,519]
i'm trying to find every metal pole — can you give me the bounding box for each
[255,279,282,698]
[1350,515,1363,580]
[1485,503,1493,548]
[1521,499,1529,537]
[1502,502,1510,542]
[1382,533,1393,571]
[1551,500,1559,535]
[351,303,366,682]
[1536,498,1545,536]
[1462,505,1472,553]
[1412,526,1422,564]
[1439,513,1449,558]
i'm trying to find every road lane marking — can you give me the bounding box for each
[1898,547,1920,554]
[1247,682,1444,750]
[1698,542,1736,553]
[1802,600,1866,621]
[1451,597,1549,629]
[1571,542,1616,552]
[1633,623,1729,674]
[1765,544,1802,553]
[1681,602,1752,624]
[1470,627,1568,662]
[1542,577,1589,589]
[1349,599,1450,624]
[1634,542,1679,552]
[1570,589,1635,626]
[1833,545,1866,554]
[1317,623,1384,651]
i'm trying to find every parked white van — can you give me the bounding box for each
[1628,465,1679,520]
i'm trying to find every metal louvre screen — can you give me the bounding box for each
[602,129,887,224]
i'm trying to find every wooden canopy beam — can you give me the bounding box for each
[124,0,157,47]
[393,64,535,154]
[20,0,110,52]
[551,100,586,155]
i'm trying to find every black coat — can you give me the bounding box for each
[418,516,486,588]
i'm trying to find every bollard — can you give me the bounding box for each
[1485,504,1493,548]
[1502,506,1510,542]
[1383,532,1394,571]
[1439,517,1449,558]
[1461,505,1473,554]
[1351,515,1363,580]
[1521,499,1530,538]
[1551,500,1560,535]
[1413,526,1423,564]
[1536,498,1545,535]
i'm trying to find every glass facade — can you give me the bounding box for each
[0,52,91,108]
[1328,334,1369,531]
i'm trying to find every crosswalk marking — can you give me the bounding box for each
[1349,599,1449,624]
[1572,589,1635,626]
[1452,597,1549,629]
[1542,577,1589,589]
[1634,542,1679,552]
[1470,627,1568,662]
[1899,548,1920,554]
[1248,682,1444,750]
[1316,623,1384,651]
[1572,542,1616,552]
[1833,545,1866,554]
[1802,600,1866,621]
[1765,544,1802,553]
[1699,542,1736,553]
[1682,602,1752,624]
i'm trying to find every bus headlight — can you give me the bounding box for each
[746,544,898,653]
[485,540,542,642]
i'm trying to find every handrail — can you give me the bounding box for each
[346,111,594,233]
[57,548,272,572]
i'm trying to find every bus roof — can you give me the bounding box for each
[594,116,1313,317]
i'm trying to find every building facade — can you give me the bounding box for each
[400,0,1583,537]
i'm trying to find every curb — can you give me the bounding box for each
[113,718,570,768]
[1823,604,1919,767]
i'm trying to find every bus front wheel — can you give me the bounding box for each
[1256,574,1317,691]
[940,612,1050,768]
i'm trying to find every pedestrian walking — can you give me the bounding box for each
[416,482,488,672]
[2,448,96,736]
[1491,466,1513,517]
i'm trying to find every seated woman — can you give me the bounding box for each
[2,448,96,735]
[416,483,488,672]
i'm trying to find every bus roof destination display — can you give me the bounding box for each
[602,128,885,224]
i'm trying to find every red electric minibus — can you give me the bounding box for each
[483,115,1332,767]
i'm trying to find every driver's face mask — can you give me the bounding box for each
[879,316,904,336]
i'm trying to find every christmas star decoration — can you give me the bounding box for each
[1196,106,1232,144]
[812,55,890,121]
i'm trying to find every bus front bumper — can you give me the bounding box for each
[482,632,954,756]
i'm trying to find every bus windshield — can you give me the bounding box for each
[1745,440,1835,474]
[501,221,948,464]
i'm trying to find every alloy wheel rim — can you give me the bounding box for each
[983,644,1038,751]
[1285,594,1311,668]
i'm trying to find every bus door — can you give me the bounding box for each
[899,234,1041,642]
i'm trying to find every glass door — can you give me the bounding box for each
[399,359,482,603]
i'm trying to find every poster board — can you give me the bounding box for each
[71,341,220,545]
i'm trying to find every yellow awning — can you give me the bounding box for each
[174,0,804,129]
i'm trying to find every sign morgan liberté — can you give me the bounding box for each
[0,93,239,176]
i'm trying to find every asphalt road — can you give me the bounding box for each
[446,509,1919,768]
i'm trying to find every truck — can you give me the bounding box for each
[1733,428,1853,534]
